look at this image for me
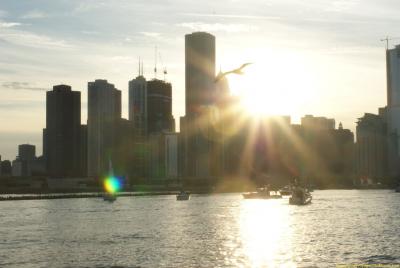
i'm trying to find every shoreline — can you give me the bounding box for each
[0,188,396,202]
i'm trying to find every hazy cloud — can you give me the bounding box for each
[1,82,47,91]
[181,13,281,21]
[0,21,21,28]
[0,30,74,50]
[177,22,258,33]
[21,10,47,19]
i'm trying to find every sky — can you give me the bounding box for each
[0,0,398,160]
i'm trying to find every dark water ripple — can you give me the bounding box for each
[0,190,400,267]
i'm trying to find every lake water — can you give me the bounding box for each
[1,190,400,267]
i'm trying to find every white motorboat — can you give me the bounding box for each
[243,187,282,199]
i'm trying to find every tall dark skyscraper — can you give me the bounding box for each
[147,79,175,134]
[385,45,400,178]
[181,32,218,182]
[129,75,147,135]
[87,79,121,177]
[46,85,82,177]
[18,144,36,161]
[129,74,175,135]
[185,32,216,115]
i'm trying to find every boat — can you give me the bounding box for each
[242,187,282,199]
[289,187,312,205]
[279,185,292,196]
[103,193,116,202]
[395,186,400,193]
[176,191,190,201]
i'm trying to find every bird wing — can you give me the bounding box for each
[239,63,253,70]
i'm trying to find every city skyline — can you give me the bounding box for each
[0,0,398,160]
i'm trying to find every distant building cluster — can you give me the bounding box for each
[1,32,400,191]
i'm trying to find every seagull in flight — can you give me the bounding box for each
[215,63,253,82]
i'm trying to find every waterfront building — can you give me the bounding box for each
[46,85,82,177]
[180,32,219,183]
[301,115,335,130]
[148,132,178,182]
[18,144,36,162]
[356,110,388,183]
[129,75,147,136]
[147,79,175,134]
[12,158,30,177]
[385,45,400,178]
[87,79,121,177]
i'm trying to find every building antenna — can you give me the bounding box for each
[158,52,167,81]
[154,45,158,79]
[138,57,141,76]
[381,36,390,50]
[380,36,400,50]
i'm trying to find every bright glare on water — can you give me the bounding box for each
[1,190,400,267]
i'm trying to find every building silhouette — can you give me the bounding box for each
[180,32,219,183]
[46,85,83,177]
[129,74,147,136]
[147,79,175,134]
[129,73,175,136]
[356,110,388,183]
[385,45,400,178]
[87,79,121,177]
[18,144,36,162]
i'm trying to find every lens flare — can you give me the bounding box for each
[103,176,122,194]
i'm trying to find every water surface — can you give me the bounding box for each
[1,190,399,267]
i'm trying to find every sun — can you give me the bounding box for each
[222,49,316,119]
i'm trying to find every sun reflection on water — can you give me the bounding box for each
[240,199,295,267]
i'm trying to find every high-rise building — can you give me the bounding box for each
[87,79,121,177]
[147,79,175,134]
[18,144,36,162]
[129,75,175,135]
[185,32,216,115]
[181,32,219,183]
[385,45,400,177]
[301,115,335,130]
[356,111,387,183]
[129,75,147,135]
[46,85,82,177]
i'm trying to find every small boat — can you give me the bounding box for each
[279,185,292,196]
[289,187,312,205]
[395,186,400,193]
[243,187,282,199]
[176,191,190,201]
[103,193,116,202]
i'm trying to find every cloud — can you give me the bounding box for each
[1,82,47,91]
[0,10,7,18]
[176,22,258,33]
[0,21,21,28]
[0,30,74,50]
[21,10,47,19]
[180,13,281,21]
[140,32,161,38]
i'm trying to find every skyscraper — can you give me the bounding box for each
[181,32,218,182]
[385,45,400,177]
[18,144,36,162]
[46,85,81,177]
[147,79,175,134]
[129,75,147,135]
[87,79,121,177]
[185,32,216,115]
[129,74,175,135]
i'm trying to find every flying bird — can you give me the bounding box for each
[215,63,253,82]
